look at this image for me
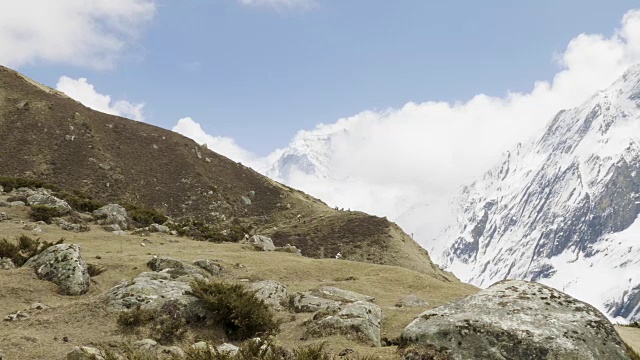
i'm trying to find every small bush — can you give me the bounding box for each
[56,191,104,212]
[0,235,64,266]
[116,307,154,329]
[189,279,279,341]
[6,194,28,203]
[124,203,168,227]
[87,263,107,277]
[149,302,188,345]
[29,205,64,224]
[0,176,56,193]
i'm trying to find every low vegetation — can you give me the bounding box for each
[0,176,57,193]
[168,219,250,243]
[189,279,279,341]
[0,234,64,266]
[55,191,104,213]
[87,263,107,277]
[116,302,187,344]
[29,205,64,224]
[124,203,168,227]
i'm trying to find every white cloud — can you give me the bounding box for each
[237,0,315,11]
[170,9,640,243]
[0,0,156,68]
[172,117,259,165]
[56,76,145,121]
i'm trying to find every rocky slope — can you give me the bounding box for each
[430,64,640,321]
[0,65,450,278]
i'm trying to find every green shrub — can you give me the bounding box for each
[6,194,28,203]
[55,191,104,212]
[87,263,107,277]
[29,205,64,224]
[189,279,279,341]
[0,235,64,266]
[0,177,56,193]
[124,203,168,227]
[148,302,188,345]
[116,307,154,329]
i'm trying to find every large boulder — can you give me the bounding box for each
[106,271,204,319]
[401,280,632,360]
[93,204,129,230]
[147,257,208,278]
[26,193,72,214]
[66,346,104,360]
[250,280,288,310]
[310,286,375,303]
[24,244,90,295]
[290,292,341,313]
[308,301,382,347]
[193,259,223,276]
[148,223,170,233]
[248,235,275,251]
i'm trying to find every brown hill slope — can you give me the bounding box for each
[0,65,451,279]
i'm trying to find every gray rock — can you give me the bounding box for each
[24,244,90,295]
[9,201,25,207]
[250,280,288,310]
[160,346,185,358]
[147,257,208,278]
[112,230,126,236]
[401,280,632,360]
[192,341,212,351]
[0,258,15,270]
[106,271,204,319]
[248,235,275,251]
[217,343,240,356]
[102,224,121,232]
[311,286,375,303]
[0,185,3,193]
[396,294,429,308]
[4,311,30,321]
[0,201,9,207]
[132,228,151,236]
[193,259,223,276]
[56,219,90,232]
[93,204,129,230]
[241,196,252,205]
[0,212,10,221]
[290,293,341,313]
[22,224,38,231]
[133,339,158,350]
[148,223,170,233]
[66,346,104,360]
[275,244,302,256]
[309,301,382,347]
[26,194,72,214]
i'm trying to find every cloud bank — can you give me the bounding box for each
[0,0,156,68]
[56,76,145,122]
[176,9,640,241]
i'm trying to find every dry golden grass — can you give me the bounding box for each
[0,198,477,360]
[617,326,640,354]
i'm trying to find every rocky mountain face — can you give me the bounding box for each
[429,64,640,321]
[0,65,450,278]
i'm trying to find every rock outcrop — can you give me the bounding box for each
[93,204,129,230]
[308,301,382,347]
[310,286,375,303]
[193,259,223,276]
[401,280,632,360]
[250,280,288,310]
[290,293,341,313]
[248,235,276,251]
[24,244,90,295]
[26,193,72,214]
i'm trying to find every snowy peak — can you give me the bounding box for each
[431,64,640,322]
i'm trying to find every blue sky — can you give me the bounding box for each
[12,0,640,155]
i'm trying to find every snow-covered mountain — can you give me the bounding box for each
[430,64,640,322]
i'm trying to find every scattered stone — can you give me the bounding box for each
[66,346,104,360]
[274,244,302,256]
[148,223,170,233]
[26,194,72,214]
[310,286,375,303]
[133,338,158,350]
[396,295,429,308]
[132,228,151,236]
[63,336,70,342]
[192,341,212,351]
[56,219,90,232]
[147,257,208,278]
[4,311,30,321]
[0,258,15,270]
[241,196,252,205]
[30,303,48,310]
[93,204,129,230]
[160,346,185,358]
[401,280,632,360]
[250,280,288,310]
[0,201,9,207]
[308,301,382,347]
[22,224,38,231]
[9,201,25,207]
[102,224,121,232]
[248,235,275,251]
[0,212,10,221]
[217,343,240,356]
[290,293,341,313]
[24,244,90,296]
[193,259,223,276]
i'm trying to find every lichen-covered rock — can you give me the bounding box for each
[396,294,429,308]
[217,343,240,356]
[24,244,90,295]
[26,193,72,214]
[309,301,382,347]
[148,223,170,233]
[0,212,9,221]
[66,346,104,360]
[290,292,341,313]
[9,201,25,207]
[275,244,302,256]
[106,271,204,319]
[102,224,121,232]
[0,258,15,270]
[147,257,208,278]
[93,204,129,230]
[55,219,90,232]
[193,259,223,276]
[310,286,375,303]
[250,280,288,310]
[248,235,275,251]
[401,280,632,360]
